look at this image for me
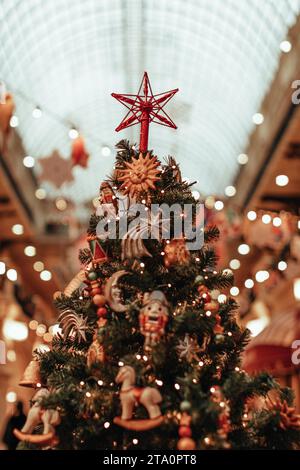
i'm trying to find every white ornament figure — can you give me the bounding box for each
[116,365,162,421]
[13,388,61,445]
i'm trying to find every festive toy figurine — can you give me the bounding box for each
[13,388,60,446]
[87,317,106,367]
[114,365,163,430]
[98,181,118,215]
[139,291,169,351]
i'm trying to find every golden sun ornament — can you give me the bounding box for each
[118,152,161,198]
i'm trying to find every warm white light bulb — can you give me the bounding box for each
[278,261,287,271]
[214,200,224,211]
[237,153,248,165]
[247,210,257,221]
[229,259,240,270]
[238,244,250,255]
[218,294,227,303]
[280,40,292,53]
[12,224,24,235]
[6,391,17,403]
[10,115,19,127]
[7,268,17,281]
[69,128,79,139]
[0,261,6,274]
[24,245,36,257]
[252,113,264,125]
[262,214,271,224]
[33,261,44,272]
[273,217,282,227]
[40,270,52,281]
[255,270,269,283]
[23,156,35,168]
[275,175,289,187]
[35,188,47,200]
[225,186,236,197]
[245,279,254,289]
[230,286,239,296]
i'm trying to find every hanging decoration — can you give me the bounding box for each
[39,150,74,189]
[177,403,196,450]
[13,388,60,446]
[103,270,128,313]
[164,238,190,268]
[176,334,201,362]
[58,309,90,343]
[87,234,108,264]
[117,152,161,199]
[71,135,89,168]
[114,364,163,430]
[99,181,118,212]
[139,291,169,351]
[267,399,300,430]
[87,317,106,367]
[19,359,43,388]
[0,91,15,136]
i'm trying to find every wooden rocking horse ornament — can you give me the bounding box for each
[13,388,60,446]
[114,365,164,431]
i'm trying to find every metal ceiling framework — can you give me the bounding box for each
[0,0,299,204]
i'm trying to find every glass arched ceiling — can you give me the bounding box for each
[0,0,299,204]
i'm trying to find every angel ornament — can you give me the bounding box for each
[139,291,169,351]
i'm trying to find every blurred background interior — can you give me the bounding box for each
[1,0,300,448]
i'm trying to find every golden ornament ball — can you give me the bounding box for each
[177,437,196,450]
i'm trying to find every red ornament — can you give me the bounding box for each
[87,235,108,264]
[93,294,106,306]
[71,136,89,168]
[112,72,178,153]
[179,425,192,438]
[97,307,107,318]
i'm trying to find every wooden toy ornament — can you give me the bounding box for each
[13,388,60,446]
[139,291,169,351]
[114,365,163,431]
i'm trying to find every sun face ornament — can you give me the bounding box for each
[117,152,161,199]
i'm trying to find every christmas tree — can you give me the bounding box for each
[14,74,300,450]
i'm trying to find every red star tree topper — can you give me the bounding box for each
[112,72,178,152]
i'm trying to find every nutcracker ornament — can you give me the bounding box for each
[139,291,169,351]
[99,181,118,213]
[114,364,163,431]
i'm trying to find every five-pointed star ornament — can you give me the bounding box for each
[112,72,178,152]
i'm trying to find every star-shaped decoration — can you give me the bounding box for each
[112,72,178,152]
[176,334,201,362]
[39,150,74,189]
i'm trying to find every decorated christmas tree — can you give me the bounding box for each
[14,74,300,450]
